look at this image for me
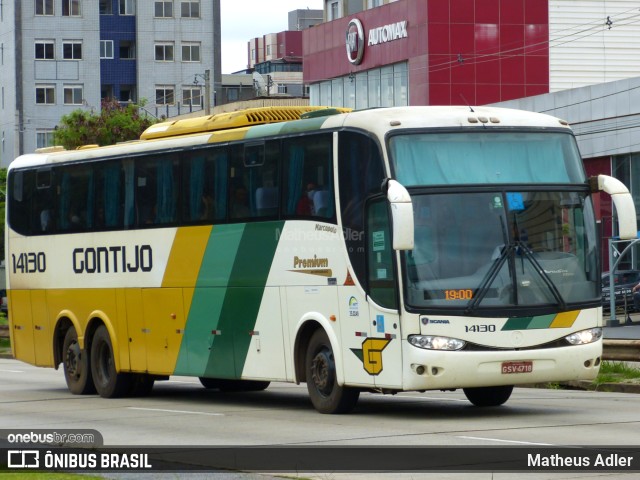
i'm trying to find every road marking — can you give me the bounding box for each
[0,369,24,373]
[457,436,552,446]
[127,407,223,416]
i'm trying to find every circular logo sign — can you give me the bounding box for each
[345,19,364,65]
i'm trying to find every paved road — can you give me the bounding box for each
[1,358,640,479]
[604,312,640,339]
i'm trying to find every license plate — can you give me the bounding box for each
[501,361,533,374]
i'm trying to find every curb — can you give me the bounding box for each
[524,380,640,394]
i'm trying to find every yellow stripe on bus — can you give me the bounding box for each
[550,310,580,328]
[162,226,212,289]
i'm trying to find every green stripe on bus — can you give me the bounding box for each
[174,224,245,376]
[245,117,331,140]
[203,221,284,379]
[501,314,557,331]
[501,317,533,331]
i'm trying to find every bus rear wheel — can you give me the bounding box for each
[305,329,359,414]
[199,378,270,392]
[62,326,96,395]
[463,385,513,407]
[91,325,131,398]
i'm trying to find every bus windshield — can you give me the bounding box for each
[404,190,599,312]
[389,131,586,185]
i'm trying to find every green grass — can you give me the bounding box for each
[0,337,10,356]
[0,313,7,326]
[595,361,640,385]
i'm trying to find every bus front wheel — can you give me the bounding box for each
[305,329,359,414]
[463,385,514,407]
[62,326,96,395]
[91,325,131,398]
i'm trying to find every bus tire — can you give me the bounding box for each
[305,329,359,414]
[91,325,131,398]
[463,385,513,407]
[62,326,96,395]
[199,377,270,392]
[129,374,155,397]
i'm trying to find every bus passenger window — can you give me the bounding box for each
[283,134,334,220]
[183,149,228,223]
[228,141,279,221]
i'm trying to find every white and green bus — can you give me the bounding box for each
[6,106,636,413]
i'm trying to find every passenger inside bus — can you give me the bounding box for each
[230,186,250,218]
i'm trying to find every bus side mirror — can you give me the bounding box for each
[384,179,414,250]
[591,175,638,240]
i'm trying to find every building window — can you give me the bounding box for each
[155,42,174,61]
[62,41,82,60]
[156,85,175,105]
[277,84,288,94]
[35,40,55,60]
[119,40,135,59]
[63,85,83,105]
[101,84,114,99]
[99,0,113,14]
[155,1,173,17]
[100,40,114,59]
[36,85,55,105]
[36,130,55,149]
[227,88,238,102]
[35,0,54,16]
[328,1,340,21]
[119,84,136,102]
[62,0,81,16]
[119,0,135,15]
[181,42,200,62]
[367,0,382,8]
[181,0,199,18]
[182,86,202,106]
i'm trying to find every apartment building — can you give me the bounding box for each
[0,0,220,166]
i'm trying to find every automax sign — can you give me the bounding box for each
[345,18,408,65]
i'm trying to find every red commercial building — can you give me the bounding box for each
[304,0,550,107]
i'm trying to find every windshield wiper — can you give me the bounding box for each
[465,244,513,314]
[515,241,567,310]
[465,242,567,314]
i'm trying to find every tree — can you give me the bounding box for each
[53,99,156,149]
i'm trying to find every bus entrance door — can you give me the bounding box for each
[367,301,402,390]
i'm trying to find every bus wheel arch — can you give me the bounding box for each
[294,320,323,384]
[304,328,360,414]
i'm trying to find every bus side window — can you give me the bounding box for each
[8,170,35,236]
[35,168,55,233]
[229,141,280,220]
[366,198,398,309]
[283,133,333,220]
[135,155,178,226]
[339,131,386,286]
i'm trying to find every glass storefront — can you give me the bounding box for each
[310,62,408,109]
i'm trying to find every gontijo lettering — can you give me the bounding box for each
[72,245,153,274]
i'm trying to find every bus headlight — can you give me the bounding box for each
[565,328,603,345]
[408,335,466,351]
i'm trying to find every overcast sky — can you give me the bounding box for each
[220,0,324,73]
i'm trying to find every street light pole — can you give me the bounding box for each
[204,69,211,115]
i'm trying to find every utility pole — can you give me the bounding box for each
[205,69,211,115]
